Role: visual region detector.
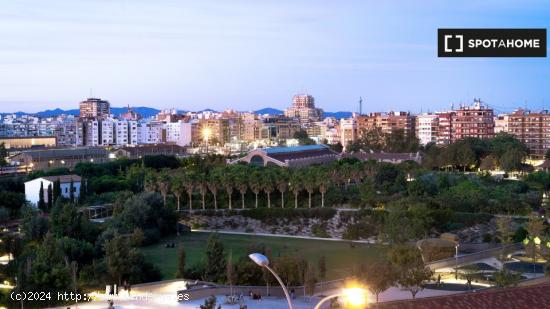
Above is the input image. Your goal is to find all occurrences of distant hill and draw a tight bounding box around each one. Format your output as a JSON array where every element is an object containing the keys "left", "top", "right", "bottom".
[
  {"left": 1, "top": 107, "right": 161, "bottom": 118},
  {"left": 1, "top": 106, "right": 353, "bottom": 119},
  {"left": 255, "top": 108, "right": 284, "bottom": 115},
  {"left": 324, "top": 111, "right": 353, "bottom": 119}
]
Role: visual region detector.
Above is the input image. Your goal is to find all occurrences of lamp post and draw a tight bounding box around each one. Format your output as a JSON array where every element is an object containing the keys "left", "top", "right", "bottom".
[
  {"left": 455, "top": 243, "right": 460, "bottom": 280},
  {"left": 314, "top": 287, "right": 367, "bottom": 309},
  {"left": 523, "top": 236, "right": 542, "bottom": 274},
  {"left": 248, "top": 253, "right": 293, "bottom": 309}
]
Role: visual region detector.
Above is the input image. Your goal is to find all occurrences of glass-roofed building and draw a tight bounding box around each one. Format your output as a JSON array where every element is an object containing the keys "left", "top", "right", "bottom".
[{"left": 229, "top": 144, "right": 339, "bottom": 168}]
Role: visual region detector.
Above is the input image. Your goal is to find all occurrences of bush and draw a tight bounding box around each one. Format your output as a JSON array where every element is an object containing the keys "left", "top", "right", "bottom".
[
  {"left": 342, "top": 222, "right": 376, "bottom": 240},
  {"left": 311, "top": 222, "right": 330, "bottom": 238}
]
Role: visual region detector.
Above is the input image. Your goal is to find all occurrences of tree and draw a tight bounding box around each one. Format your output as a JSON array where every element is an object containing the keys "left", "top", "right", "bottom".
[
  {"left": 18, "top": 233, "right": 72, "bottom": 294},
  {"left": 0, "top": 142, "right": 7, "bottom": 167},
  {"left": 69, "top": 179, "right": 75, "bottom": 202},
  {"left": 304, "top": 264, "right": 316, "bottom": 297},
  {"left": 204, "top": 233, "right": 226, "bottom": 282},
  {"left": 234, "top": 167, "right": 249, "bottom": 209},
  {"left": 290, "top": 171, "right": 303, "bottom": 209},
  {"left": 316, "top": 167, "right": 330, "bottom": 208},
  {"left": 276, "top": 168, "right": 288, "bottom": 208},
  {"left": 455, "top": 142, "right": 476, "bottom": 171},
  {"left": 388, "top": 245, "right": 433, "bottom": 299},
  {"left": 398, "top": 265, "right": 433, "bottom": 299},
  {"left": 226, "top": 251, "right": 236, "bottom": 296},
  {"left": 157, "top": 172, "right": 171, "bottom": 207},
  {"left": 105, "top": 233, "right": 133, "bottom": 285},
  {"left": 303, "top": 168, "right": 317, "bottom": 208},
  {"left": 171, "top": 174, "right": 185, "bottom": 211},
  {"left": 184, "top": 172, "right": 196, "bottom": 211},
  {"left": 47, "top": 184, "right": 53, "bottom": 210},
  {"left": 364, "top": 261, "right": 396, "bottom": 303},
  {"left": 78, "top": 178, "right": 87, "bottom": 204},
  {"left": 500, "top": 148, "right": 526, "bottom": 173},
  {"left": 221, "top": 169, "right": 234, "bottom": 210},
  {"left": 496, "top": 216, "right": 514, "bottom": 260},
  {"left": 38, "top": 181, "right": 46, "bottom": 211},
  {"left": 176, "top": 243, "right": 186, "bottom": 279},
  {"left": 53, "top": 179, "right": 62, "bottom": 202},
  {"left": 262, "top": 168, "right": 276, "bottom": 208},
  {"left": 208, "top": 170, "right": 221, "bottom": 210},
  {"left": 198, "top": 174, "right": 208, "bottom": 210},
  {"left": 249, "top": 169, "right": 262, "bottom": 208},
  {"left": 494, "top": 269, "right": 521, "bottom": 288}
]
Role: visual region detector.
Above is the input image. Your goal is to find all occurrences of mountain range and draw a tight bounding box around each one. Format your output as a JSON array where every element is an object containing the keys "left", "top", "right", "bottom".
[{"left": 1, "top": 107, "right": 353, "bottom": 119}]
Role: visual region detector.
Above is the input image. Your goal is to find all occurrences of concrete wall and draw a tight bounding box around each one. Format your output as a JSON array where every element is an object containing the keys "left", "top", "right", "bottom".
[{"left": 178, "top": 279, "right": 344, "bottom": 302}]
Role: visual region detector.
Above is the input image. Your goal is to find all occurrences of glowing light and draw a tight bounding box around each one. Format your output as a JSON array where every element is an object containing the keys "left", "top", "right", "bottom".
[
  {"left": 534, "top": 236, "right": 541, "bottom": 245},
  {"left": 343, "top": 287, "right": 368, "bottom": 307},
  {"left": 202, "top": 127, "right": 212, "bottom": 141}
]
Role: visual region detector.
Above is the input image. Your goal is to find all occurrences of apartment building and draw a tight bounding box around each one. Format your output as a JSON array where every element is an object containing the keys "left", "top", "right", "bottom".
[
  {"left": 507, "top": 109, "right": 550, "bottom": 158},
  {"left": 451, "top": 99, "right": 494, "bottom": 141}
]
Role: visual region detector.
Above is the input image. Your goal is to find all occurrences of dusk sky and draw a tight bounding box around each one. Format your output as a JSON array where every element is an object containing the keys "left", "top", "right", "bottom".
[{"left": 1, "top": 0, "right": 549, "bottom": 113}]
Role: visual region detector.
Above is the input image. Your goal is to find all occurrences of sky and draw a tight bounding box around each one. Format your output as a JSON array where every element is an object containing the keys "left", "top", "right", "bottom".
[{"left": 0, "top": 0, "right": 549, "bottom": 114}]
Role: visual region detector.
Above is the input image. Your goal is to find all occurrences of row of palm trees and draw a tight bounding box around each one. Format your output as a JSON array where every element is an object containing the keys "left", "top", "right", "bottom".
[{"left": 144, "top": 160, "right": 378, "bottom": 211}]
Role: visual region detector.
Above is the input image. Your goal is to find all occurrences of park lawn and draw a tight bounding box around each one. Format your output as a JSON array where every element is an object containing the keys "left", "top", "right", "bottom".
[{"left": 140, "top": 232, "right": 387, "bottom": 280}]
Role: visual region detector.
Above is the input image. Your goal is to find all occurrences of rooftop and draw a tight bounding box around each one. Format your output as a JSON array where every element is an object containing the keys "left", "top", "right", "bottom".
[
  {"left": 378, "top": 283, "right": 550, "bottom": 309},
  {"left": 20, "top": 147, "right": 109, "bottom": 159},
  {"left": 37, "top": 174, "right": 81, "bottom": 184}
]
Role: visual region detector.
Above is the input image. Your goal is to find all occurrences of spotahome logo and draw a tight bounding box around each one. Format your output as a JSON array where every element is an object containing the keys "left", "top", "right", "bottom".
[{"left": 438, "top": 29, "right": 546, "bottom": 57}]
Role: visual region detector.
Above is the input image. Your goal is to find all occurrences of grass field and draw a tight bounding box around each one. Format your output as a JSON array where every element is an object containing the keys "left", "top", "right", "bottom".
[{"left": 140, "top": 232, "right": 387, "bottom": 280}]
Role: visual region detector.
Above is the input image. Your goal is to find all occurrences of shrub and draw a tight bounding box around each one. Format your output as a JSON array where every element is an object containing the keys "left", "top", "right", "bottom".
[{"left": 311, "top": 222, "right": 330, "bottom": 238}]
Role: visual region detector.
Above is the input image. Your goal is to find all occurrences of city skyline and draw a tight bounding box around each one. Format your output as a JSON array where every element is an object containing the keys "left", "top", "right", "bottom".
[{"left": 1, "top": 1, "right": 550, "bottom": 113}]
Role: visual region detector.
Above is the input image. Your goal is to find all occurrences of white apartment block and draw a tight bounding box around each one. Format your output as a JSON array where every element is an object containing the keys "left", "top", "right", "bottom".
[
  {"left": 416, "top": 114, "right": 439, "bottom": 145},
  {"left": 138, "top": 121, "right": 163, "bottom": 144},
  {"left": 163, "top": 121, "right": 192, "bottom": 146}
]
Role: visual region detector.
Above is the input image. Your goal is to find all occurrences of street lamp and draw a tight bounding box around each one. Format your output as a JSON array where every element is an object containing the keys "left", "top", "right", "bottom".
[
  {"left": 248, "top": 253, "right": 293, "bottom": 309},
  {"left": 455, "top": 243, "right": 460, "bottom": 279},
  {"left": 314, "top": 286, "right": 368, "bottom": 309}
]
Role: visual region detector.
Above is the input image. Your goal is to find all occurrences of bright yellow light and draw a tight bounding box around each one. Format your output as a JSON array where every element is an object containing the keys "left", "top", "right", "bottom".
[
  {"left": 343, "top": 287, "right": 368, "bottom": 307},
  {"left": 534, "top": 237, "right": 541, "bottom": 245},
  {"left": 202, "top": 127, "right": 212, "bottom": 140}
]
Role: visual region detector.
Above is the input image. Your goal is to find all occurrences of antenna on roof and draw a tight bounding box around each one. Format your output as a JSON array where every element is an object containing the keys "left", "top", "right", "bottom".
[{"left": 359, "top": 97, "right": 363, "bottom": 115}]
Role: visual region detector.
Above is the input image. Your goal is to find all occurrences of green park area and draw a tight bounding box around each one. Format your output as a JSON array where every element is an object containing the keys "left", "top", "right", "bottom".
[{"left": 141, "top": 232, "right": 387, "bottom": 280}]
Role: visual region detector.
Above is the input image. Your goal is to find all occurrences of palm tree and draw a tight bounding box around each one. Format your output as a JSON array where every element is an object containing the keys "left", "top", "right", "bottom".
[
  {"left": 318, "top": 167, "right": 330, "bottom": 208},
  {"left": 208, "top": 170, "right": 220, "bottom": 210},
  {"left": 171, "top": 174, "right": 185, "bottom": 211},
  {"left": 329, "top": 164, "right": 342, "bottom": 190},
  {"left": 144, "top": 170, "right": 158, "bottom": 192},
  {"left": 235, "top": 166, "right": 249, "bottom": 209},
  {"left": 350, "top": 161, "right": 365, "bottom": 185},
  {"left": 290, "top": 170, "right": 303, "bottom": 209},
  {"left": 221, "top": 167, "right": 234, "bottom": 209},
  {"left": 276, "top": 168, "right": 288, "bottom": 208},
  {"left": 183, "top": 171, "right": 195, "bottom": 211},
  {"left": 303, "top": 168, "right": 317, "bottom": 208},
  {"left": 157, "top": 171, "right": 171, "bottom": 207},
  {"left": 249, "top": 169, "right": 262, "bottom": 208},
  {"left": 198, "top": 173, "right": 208, "bottom": 210},
  {"left": 262, "top": 168, "right": 275, "bottom": 208}
]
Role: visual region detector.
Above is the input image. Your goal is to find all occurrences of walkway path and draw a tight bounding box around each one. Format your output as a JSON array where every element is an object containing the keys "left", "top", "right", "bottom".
[{"left": 191, "top": 229, "right": 379, "bottom": 244}]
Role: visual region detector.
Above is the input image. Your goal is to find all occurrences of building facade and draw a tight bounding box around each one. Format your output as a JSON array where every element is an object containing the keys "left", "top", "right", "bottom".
[
  {"left": 284, "top": 94, "right": 323, "bottom": 124},
  {"left": 79, "top": 97, "right": 110, "bottom": 119}
]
